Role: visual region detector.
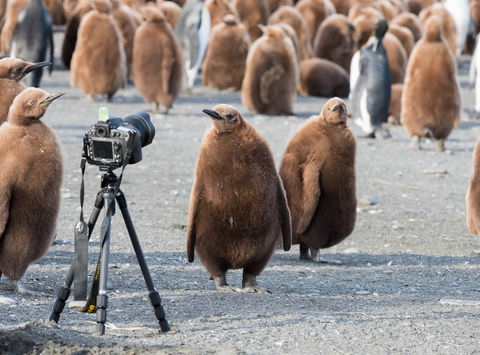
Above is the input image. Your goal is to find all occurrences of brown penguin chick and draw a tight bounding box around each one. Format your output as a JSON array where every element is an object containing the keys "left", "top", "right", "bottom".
[
  {"left": 157, "top": 0, "right": 181, "bottom": 28},
  {"left": 162, "top": 0, "right": 185, "bottom": 7},
  {"left": 401, "top": 16, "right": 460, "bottom": 152},
  {"left": 0, "top": 88, "right": 63, "bottom": 294},
  {"left": 391, "top": 12, "right": 423, "bottom": 42},
  {"left": 419, "top": 3, "right": 457, "bottom": 57},
  {"left": 61, "top": 1, "right": 93, "bottom": 69},
  {"left": 383, "top": 32, "right": 407, "bottom": 84},
  {"left": 298, "top": 57, "right": 349, "bottom": 97},
  {"left": 387, "top": 0, "right": 406, "bottom": 15},
  {"left": 466, "top": 139, "right": 480, "bottom": 235},
  {"left": 133, "top": 6, "right": 182, "bottom": 112},
  {"left": 268, "top": 5, "right": 313, "bottom": 60},
  {"left": 266, "top": 0, "right": 293, "bottom": 14},
  {"left": 205, "top": 0, "right": 238, "bottom": 27},
  {"left": 0, "top": 0, "right": 28, "bottom": 55},
  {"left": 350, "top": 7, "right": 383, "bottom": 47},
  {"left": 331, "top": 0, "right": 351, "bottom": 15},
  {"left": 406, "top": 0, "right": 437, "bottom": 15},
  {"left": 388, "top": 23, "right": 415, "bottom": 57},
  {"left": 233, "top": 0, "right": 269, "bottom": 42},
  {"left": 202, "top": 14, "right": 250, "bottom": 90},
  {"left": 275, "top": 22, "right": 301, "bottom": 64},
  {"left": 111, "top": 0, "right": 138, "bottom": 81},
  {"left": 313, "top": 14, "right": 357, "bottom": 72},
  {"left": 0, "top": 58, "right": 51, "bottom": 124},
  {"left": 388, "top": 83, "right": 403, "bottom": 125},
  {"left": 295, "top": 0, "right": 336, "bottom": 46},
  {"left": 43, "top": 0, "right": 65, "bottom": 25},
  {"left": 241, "top": 24, "right": 298, "bottom": 115},
  {"left": 471, "top": 0, "right": 480, "bottom": 34},
  {"left": 70, "top": 0, "right": 127, "bottom": 100},
  {"left": 279, "top": 98, "right": 356, "bottom": 262},
  {"left": 187, "top": 105, "right": 292, "bottom": 292}
]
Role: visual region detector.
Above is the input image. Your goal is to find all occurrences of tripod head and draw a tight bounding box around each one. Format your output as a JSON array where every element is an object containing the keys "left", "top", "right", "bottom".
[{"left": 101, "top": 171, "right": 120, "bottom": 189}]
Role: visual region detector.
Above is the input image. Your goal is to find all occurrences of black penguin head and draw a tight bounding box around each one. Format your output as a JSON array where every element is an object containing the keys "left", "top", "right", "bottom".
[
  {"left": 8, "top": 88, "right": 65, "bottom": 126},
  {"left": 374, "top": 19, "right": 388, "bottom": 39},
  {"left": 320, "top": 97, "right": 347, "bottom": 126},
  {"left": 0, "top": 58, "right": 50, "bottom": 82},
  {"left": 202, "top": 104, "right": 244, "bottom": 134}
]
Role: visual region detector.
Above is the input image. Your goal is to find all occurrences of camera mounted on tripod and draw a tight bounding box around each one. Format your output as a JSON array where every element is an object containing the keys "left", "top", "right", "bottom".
[
  {"left": 50, "top": 107, "right": 170, "bottom": 335},
  {"left": 83, "top": 107, "right": 155, "bottom": 171}
]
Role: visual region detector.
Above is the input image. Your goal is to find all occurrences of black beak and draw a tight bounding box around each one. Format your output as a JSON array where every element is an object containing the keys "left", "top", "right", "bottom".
[
  {"left": 40, "top": 92, "right": 65, "bottom": 105},
  {"left": 202, "top": 109, "right": 223, "bottom": 120},
  {"left": 332, "top": 102, "right": 345, "bottom": 113},
  {"left": 23, "top": 61, "right": 51, "bottom": 75}
]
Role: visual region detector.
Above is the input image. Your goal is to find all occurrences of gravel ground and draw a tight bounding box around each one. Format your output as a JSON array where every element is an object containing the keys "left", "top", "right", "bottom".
[{"left": 0, "top": 35, "right": 480, "bottom": 354}]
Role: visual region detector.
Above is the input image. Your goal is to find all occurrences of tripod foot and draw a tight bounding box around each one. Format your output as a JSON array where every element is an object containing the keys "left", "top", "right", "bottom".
[
  {"left": 96, "top": 293, "right": 108, "bottom": 335},
  {"left": 50, "top": 286, "right": 71, "bottom": 323},
  {"left": 149, "top": 291, "right": 170, "bottom": 332}
]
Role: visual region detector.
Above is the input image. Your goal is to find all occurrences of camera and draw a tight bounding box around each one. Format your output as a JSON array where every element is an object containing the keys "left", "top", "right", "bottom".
[{"left": 83, "top": 108, "right": 155, "bottom": 171}]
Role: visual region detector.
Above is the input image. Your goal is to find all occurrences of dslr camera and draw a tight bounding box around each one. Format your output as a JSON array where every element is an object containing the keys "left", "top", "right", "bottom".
[{"left": 83, "top": 108, "right": 155, "bottom": 171}]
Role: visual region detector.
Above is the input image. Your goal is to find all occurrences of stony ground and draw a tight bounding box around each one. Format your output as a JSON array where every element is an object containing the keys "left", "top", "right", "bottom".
[{"left": 0, "top": 35, "right": 480, "bottom": 353}]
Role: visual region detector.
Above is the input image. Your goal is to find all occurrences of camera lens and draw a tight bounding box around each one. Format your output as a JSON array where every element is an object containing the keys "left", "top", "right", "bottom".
[{"left": 123, "top": 112, "right": 155, "bottom": 147}]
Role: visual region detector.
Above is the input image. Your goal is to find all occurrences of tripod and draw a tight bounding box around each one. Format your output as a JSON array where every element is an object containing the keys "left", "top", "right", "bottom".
[{"left": 49, "top": 171, "right": 170, "bottom": 335}]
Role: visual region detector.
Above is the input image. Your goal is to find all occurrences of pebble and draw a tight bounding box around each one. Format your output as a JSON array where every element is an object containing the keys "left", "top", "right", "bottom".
[
  {"left": 359, "top": 198, "right": 378, "bottom": 206},
  {"left": 0, "top": 296, "right": 16, "bottom": 306},
  {"left": 344, "top": 248, "right": 359, "bottom": 254},
  {"left": 354, "top": 290, "right": 371, "bottom": 296}
]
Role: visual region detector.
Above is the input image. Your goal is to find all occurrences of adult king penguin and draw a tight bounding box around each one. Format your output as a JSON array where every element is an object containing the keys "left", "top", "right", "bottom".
[
  {"left": 10, "top": 0, "right": 53, "bottom": 87},
  {"left": 350, "top": 19, "right": 391, "bottom": 138}
]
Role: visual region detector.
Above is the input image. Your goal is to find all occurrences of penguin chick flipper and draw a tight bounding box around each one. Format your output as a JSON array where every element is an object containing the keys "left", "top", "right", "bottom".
[
  {"left": 277, "top": 179, "right": 292, "bottom": 251},
  {"left": 297, "top": 161, "right": 323, "bottom": 235},
  {"left": 48, "top": 31, "right": 54, "bottom": 75},
  {"left": 0, "top": 177, "right": 13, "bottom": 237},
  {"left": 259, "top": 64, "right": 285, "bottom": 105},
  {"left": 160, "top": 56, "right": 174, "bottom": 94},
  {"left": 279, "top": 153, "right": 305, "bottom": 234},
  {"left": 186, "top": 183, "right": 200, "bottom": 263}
]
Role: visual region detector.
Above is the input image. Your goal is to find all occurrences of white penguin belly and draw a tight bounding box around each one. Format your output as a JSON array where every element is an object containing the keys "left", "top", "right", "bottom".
[{"left": 355, "top": 89, "right": 373, "bottom": 133}]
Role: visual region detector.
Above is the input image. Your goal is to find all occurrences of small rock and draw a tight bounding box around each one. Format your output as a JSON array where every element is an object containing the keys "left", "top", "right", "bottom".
[
  {"left": 439, "top": 299, "right": 480, "bottom": 306},
  {"left": 343, "top": 247, "right": 359, "bottom": 254},
  {"left": 355, "top": 290, "right": 371, "bottom": 295},
  {"left": 359, "top": 197, "right": 378, "bottom": 206},
  {"left": 0, "top": 296, "right": 16, "bottom": 306}
]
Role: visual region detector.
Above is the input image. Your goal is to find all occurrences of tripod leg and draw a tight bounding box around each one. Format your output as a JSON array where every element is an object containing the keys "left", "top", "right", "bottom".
[
  {"left": 115, "top": 190, "right": 170, "bottom": 332},
  {"left": 50, "top": 191, "right": 104, "bottom": 323},
  {"left": 96, "top": 193, "right": 114, "bottom": 335}
]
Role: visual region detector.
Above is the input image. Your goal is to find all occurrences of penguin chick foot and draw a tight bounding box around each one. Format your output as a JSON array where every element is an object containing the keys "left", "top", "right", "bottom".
[
  {"left": 309, "top": 248, "right": 343, "bottom": 265},
  {"left": 9, "top": 279, "right": 41, "bottom": 296},
  {"left": 214, "top": 274, "right": 240, "bottom": 292},
  {"left": 409, "top": 136, "right": 421, "bottom": 150},
  {"left": 86, "top": 94, "right": 95, "bottom": 102},
  {"left": 150, "top": 103, "right": 160, "bottom": 113},
  {"left": 435, "top": 139, "right": 446, "bottom": 152},
  {"left": 380, "top": 125, "right": 392, "bottom": 139},
  {"left": 359, "top": 131, "right": 376, "bottom": 139},
  {"left": 242, "top": 272, "right": 271, "bottom": 294}
]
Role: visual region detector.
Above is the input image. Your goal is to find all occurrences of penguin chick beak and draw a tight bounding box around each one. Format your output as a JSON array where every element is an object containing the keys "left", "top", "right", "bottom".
[
  {"left": 202, "top": 109, "right": 223, "bottom": 120},
  {"left": 40, "top": 92, "right": 65, "bottom": 105},
  {"left": 23, "top": 61, "right": 51, "bottom": 76},
  {"left": 332, "top": 102, "right": 345, "bottom": 113}
]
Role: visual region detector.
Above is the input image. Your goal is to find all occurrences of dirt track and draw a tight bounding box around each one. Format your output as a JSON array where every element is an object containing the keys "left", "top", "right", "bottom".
[{"left": 0, "top": 40, "right": 480, "bottom": 353}]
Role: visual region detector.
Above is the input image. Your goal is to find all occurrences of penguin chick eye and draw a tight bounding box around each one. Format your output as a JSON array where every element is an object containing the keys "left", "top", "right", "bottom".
[
  {"left": 225, "top": 113, "right": 235, "bottom": 120},
  {"left": 29, "top": 100, "right": 36, "bottom": 105}
]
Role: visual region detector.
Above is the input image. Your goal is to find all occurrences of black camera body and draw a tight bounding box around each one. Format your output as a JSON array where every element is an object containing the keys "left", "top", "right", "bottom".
[{"left": 83, "top": 112, "right": 155, "bottom": 171}]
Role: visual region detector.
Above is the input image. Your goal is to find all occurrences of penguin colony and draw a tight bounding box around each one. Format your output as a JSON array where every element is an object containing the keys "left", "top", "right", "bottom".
[{"left": 0, "top": 0, "right": 480, "bottom": 300}]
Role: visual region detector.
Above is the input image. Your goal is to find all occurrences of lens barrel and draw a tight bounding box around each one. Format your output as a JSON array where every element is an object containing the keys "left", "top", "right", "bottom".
[{"left": 123, "top": 112, "right": 155, "bottom": 147}]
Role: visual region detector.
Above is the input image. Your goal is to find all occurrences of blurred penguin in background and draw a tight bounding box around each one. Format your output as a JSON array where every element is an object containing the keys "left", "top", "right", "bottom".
[
  {"left": 202, "top": 14, "right": 250, "bottom": 90},
  {"left": 133, "top": 6, "right": 183, "bottom": 113},
  {"left": 10, "top": 0, "right": 53, "bottom": 87},
  {"left": 419, "top": 3, "right": 457, "bottom": 58},
  {"left": 242, "top": 24, "right": 298, "bottom": 115},
  {"left": 402, "top": 16, "right": 460, "bottom": 152},
  {"left": 0, "top": 0, "right": 28, "bottom": 56},
  {"left": 391, "top": 12, "right": 423, "bottom": 43},
  {"left": 174, "top": 0, "right": 211, "bottom": 89},
  {"left": 205, "top": 0, "right": 237, "bottom": 28},
  {"left": 350, "top": 19, "right": 391, "bottom": 139},
  {"left": 295, "top": 0, "right": 336, "bottom": 46},
  {"left": 233, "top": 0, "right": 268, "bottom": 42},
  {"left": 61, "top": 1, "right": 92, "bottom": 69},
  {"left": 70, "top": 0, "right": 126, "bottom": 100},
  {"left": 444, "top": 0, "right": 471, "bottom": 57}
]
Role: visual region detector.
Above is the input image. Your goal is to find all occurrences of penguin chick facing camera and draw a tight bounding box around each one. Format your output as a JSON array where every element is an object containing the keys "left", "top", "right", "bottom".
[
  {"left": 187, "top": 105, "right": 292, "bottom": 293},
  {"left": 279, "top": 98, "right": 356, "bottom": 263},
  {"left": 0, "top": 88, "right": 64, "bottom": 295}
]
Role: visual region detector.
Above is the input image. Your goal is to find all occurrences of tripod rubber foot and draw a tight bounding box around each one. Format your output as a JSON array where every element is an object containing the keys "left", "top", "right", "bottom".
[
  {"left": 49, "top": 286, "right": 71, "bottom": 323},
  {"left": 96, "top": 294, "right": 108, "bottom": 335},
  {"left": 148, "top": 291, "right": 170, "bottom": 332}
]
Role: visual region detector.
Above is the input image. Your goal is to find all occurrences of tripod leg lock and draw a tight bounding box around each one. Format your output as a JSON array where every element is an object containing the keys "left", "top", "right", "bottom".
[
  {"left": 49, "top": 286, "right": 71, "bottom": 323},
  {"left": 149, "top": 291, "right": 170, "bottom": 332}
]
